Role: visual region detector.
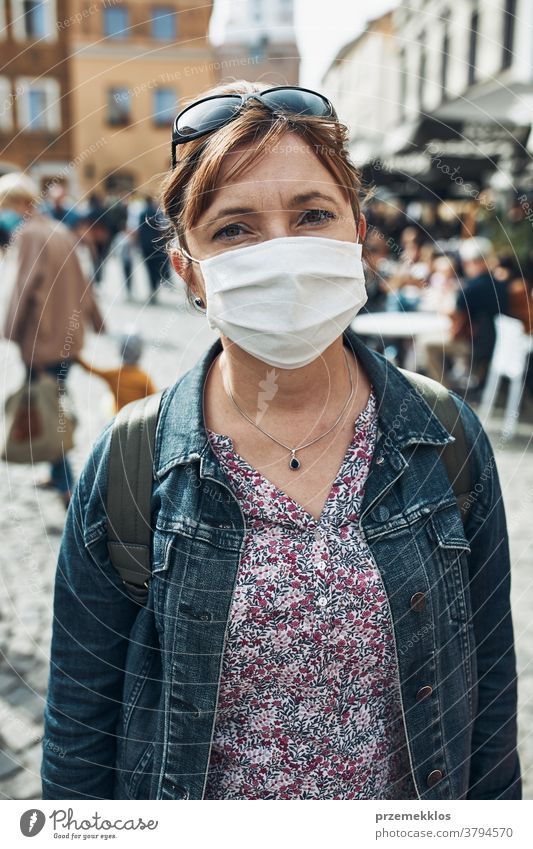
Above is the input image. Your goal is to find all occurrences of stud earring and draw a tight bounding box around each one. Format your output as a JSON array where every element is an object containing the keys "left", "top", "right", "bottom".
[{"left": 193, "top": 296, "right": 206, "bottom": 312}]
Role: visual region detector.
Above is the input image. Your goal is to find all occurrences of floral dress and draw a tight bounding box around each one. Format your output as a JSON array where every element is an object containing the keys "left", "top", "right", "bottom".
[{"left": 202, "top": 386, "right": 418, "bottom": 800}]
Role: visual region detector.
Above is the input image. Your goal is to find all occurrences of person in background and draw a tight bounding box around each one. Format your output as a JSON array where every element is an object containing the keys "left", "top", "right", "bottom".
[
  {"left": 113, "top": 193, "right": 144, "bottom": 299},
  {"left": 41, "top": 181, "right": 80, "bottom": 230},
  {"left": 0, "top": 204, "right": 24, "bottom": 248},
  {"left": 0, "top": 171, "right": 105, "bottom": 507},
  {"left": 424, "top": 237, "right": 505, "bottom": 392},
  {"left": 80, "top": 193, "right": 112, "bottom": 285},
  {"left": 479, "top": 199, "right": 532, "bottom": 266},
  {"left": 0, "top": 219, "right": 9, "bottom": 251},
  {"left": 361, "top": 229, "right": 395, "bottom": 313},
  {"left": 418, "top": 252, "right": 459, "bottom": 315},
  {"left": 493, "top": 253, "right": 533, "bottom": 336},
  {"left": 137, "top": 196, "right": 170, "bottom": 303},
  {"left": 385, "top": 226, "right": 431, "bottom": 312},
  {"left": 74, "top": 329, "right": 157, "bottom": 413}
]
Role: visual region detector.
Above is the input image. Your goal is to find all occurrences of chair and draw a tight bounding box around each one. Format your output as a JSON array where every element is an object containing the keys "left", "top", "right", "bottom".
[{"left": 478, "top": 315, "right": 533, "bottom": 439}]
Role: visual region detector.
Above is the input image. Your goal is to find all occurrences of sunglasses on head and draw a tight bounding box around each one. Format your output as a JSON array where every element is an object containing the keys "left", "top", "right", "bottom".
[{"left": 170, "top": 85, "right": 336, "bottom": 169}]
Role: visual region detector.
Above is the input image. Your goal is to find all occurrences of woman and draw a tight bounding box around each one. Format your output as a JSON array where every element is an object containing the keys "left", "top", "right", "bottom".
[
  {"left": 1, "top": 172, "right": 105, "bottom": 507},
  {"left": 41, "top": 81, "right": 521, "bottom": 800}
]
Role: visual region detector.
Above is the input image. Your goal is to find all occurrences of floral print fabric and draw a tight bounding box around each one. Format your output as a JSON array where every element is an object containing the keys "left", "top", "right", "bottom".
[{"left": 203, "top": 386, "right": 418, "bottom": 800}]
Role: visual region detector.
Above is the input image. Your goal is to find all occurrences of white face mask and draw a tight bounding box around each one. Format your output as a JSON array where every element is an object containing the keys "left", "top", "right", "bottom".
[{"left": 183, "top": 235, "right": 367, "bottom": 369}]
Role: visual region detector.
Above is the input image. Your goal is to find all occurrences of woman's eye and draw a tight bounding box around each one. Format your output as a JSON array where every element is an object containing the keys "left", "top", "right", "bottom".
[
  {"left": 213, "top": 223, "right": 245, "bottom": 240},
  {"left": 301, "top": 209, "right": 336, "bottom": 224}
]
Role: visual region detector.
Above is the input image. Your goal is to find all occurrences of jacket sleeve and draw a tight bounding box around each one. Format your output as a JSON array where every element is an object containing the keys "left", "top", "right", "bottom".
[
  {"left": 451, "top": 393, "right": 522, "bottom": 799},
  {"left": 84, "top": 283, "right": 106, "bottom": 334},
  {"left": 75, "top": 356, "right": 117, "bottom": 386},
  {"left": 41, "top": 423, "right": 140, "bottom": 800},
  {"left": 3, "top": 227, "right": 47, "bottom": 348}
]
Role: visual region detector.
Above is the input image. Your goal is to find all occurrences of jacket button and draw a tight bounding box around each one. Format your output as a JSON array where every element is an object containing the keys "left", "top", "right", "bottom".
[
  {"left": 427, "top": 769, "right": 443, "bottom": 787},
  {"left": 410, "top": 592, "right": 426, "bottom": 612},
  {"left": 416, "top": 685, "right": 433, "bottom": 701}
]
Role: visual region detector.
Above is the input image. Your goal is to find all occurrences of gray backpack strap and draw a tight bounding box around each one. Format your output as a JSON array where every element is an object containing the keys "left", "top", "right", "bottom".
[
  {"left": 106, "top": 390, "right": 164, "bottom": 603},
  {"left": 400, "top": 369, "right": 472, "bottom": 523}
]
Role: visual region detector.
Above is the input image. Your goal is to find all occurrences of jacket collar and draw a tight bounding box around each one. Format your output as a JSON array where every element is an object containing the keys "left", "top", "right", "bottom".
[{"left": 155, "top": 325, "right": 453, "bottom": 478}]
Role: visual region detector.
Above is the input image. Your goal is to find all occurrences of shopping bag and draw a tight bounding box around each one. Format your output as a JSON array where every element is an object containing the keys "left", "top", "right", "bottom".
[{"left": 1, "top": 372, "right": 76, "bottom": 464}]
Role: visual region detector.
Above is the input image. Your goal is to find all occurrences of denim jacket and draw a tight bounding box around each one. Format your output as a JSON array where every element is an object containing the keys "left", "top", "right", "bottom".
[{"left": 41, "top": 327, "right": 521, "bottom": 801}]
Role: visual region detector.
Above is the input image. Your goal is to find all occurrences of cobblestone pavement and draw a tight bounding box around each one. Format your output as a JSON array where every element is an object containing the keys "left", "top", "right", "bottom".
[{"left": 0, "top": 256, "right": 531, "bottom": 800}]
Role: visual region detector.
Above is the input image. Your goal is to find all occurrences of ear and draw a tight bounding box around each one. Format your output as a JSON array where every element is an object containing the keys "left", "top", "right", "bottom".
[
  {"left": 358, "top": 212, "right": 367, "bottom": 244},
  {"left": 170, "top": 249, "right": 188, "bottom": 278}
]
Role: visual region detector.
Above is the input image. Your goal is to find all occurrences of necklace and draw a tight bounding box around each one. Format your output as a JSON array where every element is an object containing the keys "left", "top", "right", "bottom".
[{"left": 223, "top": 348, "right": 354, "bottom": 470}]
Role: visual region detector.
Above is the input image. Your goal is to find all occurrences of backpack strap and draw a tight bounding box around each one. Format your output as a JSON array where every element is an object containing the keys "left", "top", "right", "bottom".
[
  {"left": 399, "top": 369, "right": 472, "bottom": 522},
  {"left": 106, "top": 390, "right": 164, "bottom": 603}
]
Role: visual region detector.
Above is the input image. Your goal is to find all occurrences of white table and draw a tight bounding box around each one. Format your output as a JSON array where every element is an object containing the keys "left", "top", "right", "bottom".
[{"left": 351, "top": 311, "right": 451, "bottom": 340}]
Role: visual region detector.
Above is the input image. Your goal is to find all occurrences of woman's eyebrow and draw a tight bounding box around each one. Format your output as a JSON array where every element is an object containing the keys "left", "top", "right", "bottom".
[
  {"left": 204, "top": 192, "right": 341, "bottom": 228},
  {"left": 290, "top": 191, "right": 340, "bottom": 206},
  {"left": 204, "top": 206, "right": 256, "bottom": 227}
]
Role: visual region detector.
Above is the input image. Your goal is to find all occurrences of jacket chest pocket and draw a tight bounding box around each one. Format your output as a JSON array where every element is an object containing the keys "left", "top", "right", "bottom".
[{"left": 427, "top": 505, "right": 472, "bottom": 623}]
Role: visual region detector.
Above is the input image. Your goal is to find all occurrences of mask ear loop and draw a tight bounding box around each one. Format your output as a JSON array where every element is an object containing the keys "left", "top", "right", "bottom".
[
  {"left": 171, "top": 240, "right": 206, "bottom": 310},
  {"left": 175, "top": 242, "right": 200, "bottom": 263}
]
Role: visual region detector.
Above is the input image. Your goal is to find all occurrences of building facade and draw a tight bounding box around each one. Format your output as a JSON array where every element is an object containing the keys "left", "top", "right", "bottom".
[
  {"left": 213, "top": 0, "right": 299, "bottom": 87},
  {"left": 321, "top": 12, "right": 397, "bottom": 166},
  {"left": 0, "top": 0, "right": 216, "bottom": 197},
  {"left": 322, "top": 0, "right": 533, "bottom": 198},
  {"left": 0, "top": 0, "right": 74, "bottom": 192},
  {"left": 67, "top": 0, "right": 216, "bottom": 197}
]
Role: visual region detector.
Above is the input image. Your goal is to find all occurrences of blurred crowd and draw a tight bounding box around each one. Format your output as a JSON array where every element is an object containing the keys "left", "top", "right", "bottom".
[
  {"left": 0, "top": 172, "right": 162, "bottom": 507},
  {"left": 0, "top": 177, "right": 172, "bottom": 304},
  {"left": 363, "top": 197, "right": 533, "bottom": 397}
]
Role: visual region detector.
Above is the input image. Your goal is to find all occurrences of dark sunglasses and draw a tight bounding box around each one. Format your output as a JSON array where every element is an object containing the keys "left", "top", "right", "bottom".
[{"left": 170, "top": 85, "right": 336, "bottom": 169}]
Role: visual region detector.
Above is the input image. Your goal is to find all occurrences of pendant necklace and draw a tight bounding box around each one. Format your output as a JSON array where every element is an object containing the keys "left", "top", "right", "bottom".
[{"left": 223, "top": 348, "right": 354, "bottom": 470}]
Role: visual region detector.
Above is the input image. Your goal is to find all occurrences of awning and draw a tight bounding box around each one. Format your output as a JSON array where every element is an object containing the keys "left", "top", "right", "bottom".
[{"left": 355, "top": 115, "right": 531, "bottom": 200}]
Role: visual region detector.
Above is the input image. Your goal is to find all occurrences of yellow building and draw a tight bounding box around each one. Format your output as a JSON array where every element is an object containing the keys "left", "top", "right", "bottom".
[{"left": 67, "top": 0, "right": 215, "bottom": 197}]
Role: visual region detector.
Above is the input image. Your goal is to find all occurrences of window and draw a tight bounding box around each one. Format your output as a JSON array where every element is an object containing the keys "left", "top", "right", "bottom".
[
  {"left": 103, "top": 6, "right": 130, "bottom": 39},
  {"left": 418, "top": 33, "right": 426, "bottom": 112},
  {"left": 502, "top": 0, "right": 516, "bottom": 70},
  {"left": 107, "top": 88, "right": 131, "bottom": 125},
  {"left": 105, "top": 171, "right": 136, "bottom": 193},
  {"left": 16, "top": 77, "right": 61, "bottom": 131},
  {"left": 23, "top": 0, "right": 47, "bottom": 36},
  {"left": 441, "top": 15, "right": 450, "bottom": 96},
  {"left": 11, "top": 0, "right": 56, "bottom": 41},
  {"left": 250, "top": 32, "right": 268, "bottom": 62},
  {"left": 28, "top": 89, "right": 48, "bottom": 127},
  {"left": 468, "top": 10, "right": 478, "bottom": 86},
  {"left": 153, "top": 88, "right": 176, "bottom": 126},
  {"left": 0, "top": 78, "right": 14, "bottom": 130},
  {"left": 279, "top": 0, "right": 292, "bottom": 22},
  {"left": 151, "top": 7, "right": 176, "bottom": 40},
  {"left": 398, "top": 48, "right": 407, "bottom": 120}
]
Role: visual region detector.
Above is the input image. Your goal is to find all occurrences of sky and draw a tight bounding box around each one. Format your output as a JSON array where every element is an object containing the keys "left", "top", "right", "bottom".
[{"left": 210, "top": 0, "right": 396, "bottom": 89}]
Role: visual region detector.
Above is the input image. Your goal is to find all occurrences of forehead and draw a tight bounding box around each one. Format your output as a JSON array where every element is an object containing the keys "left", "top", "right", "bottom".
[{"left": 199, "top": 131, "right": 347, "bottom": 213}]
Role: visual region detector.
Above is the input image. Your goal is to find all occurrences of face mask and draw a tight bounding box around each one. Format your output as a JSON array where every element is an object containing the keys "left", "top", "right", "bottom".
[
  {"left": 183, "top": 235, "right": 368, "bottom": 369},
  {"left": 0, "top": 208, "right": 24, "bottom": 235}
]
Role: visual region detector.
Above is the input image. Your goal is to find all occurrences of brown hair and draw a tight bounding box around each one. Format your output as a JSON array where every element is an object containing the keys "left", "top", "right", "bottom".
[{"left": 160, "top": 80, "right": 373, "bottom": 305}]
